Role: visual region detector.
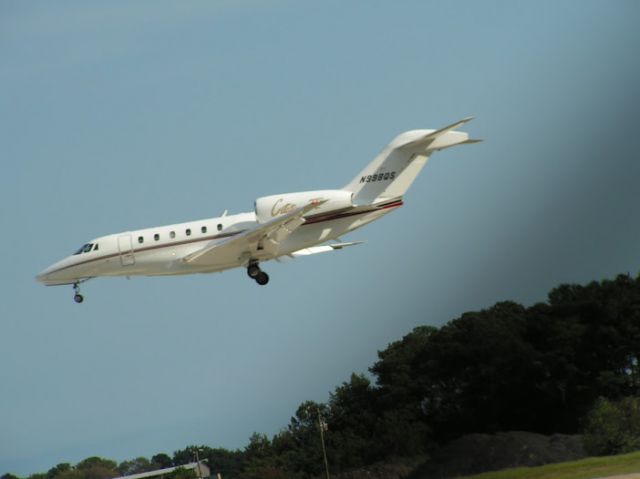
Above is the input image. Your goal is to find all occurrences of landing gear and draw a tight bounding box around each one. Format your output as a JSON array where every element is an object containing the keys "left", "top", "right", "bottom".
[
  {"left": 247, "top": 262, "right": 261, "bottom": 279},
  {"left": 255, "top": 271, "right": 270, "bottom": 285},
  {"left": 247, "top": 262, "right": 270, "bottom": 286},
  {"left": 73, "top": 283, "right": 84, "bottom": 303}
]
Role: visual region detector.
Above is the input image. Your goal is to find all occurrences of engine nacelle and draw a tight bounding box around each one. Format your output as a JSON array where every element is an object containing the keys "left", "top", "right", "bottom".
[{"left": 254, "top": 189, "right": 353, "bottom": 224}]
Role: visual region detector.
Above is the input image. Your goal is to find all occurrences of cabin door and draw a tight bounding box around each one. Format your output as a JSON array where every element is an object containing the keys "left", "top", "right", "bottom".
[{"left": 117, "top": 234, "right": 136, "bottom": 266}]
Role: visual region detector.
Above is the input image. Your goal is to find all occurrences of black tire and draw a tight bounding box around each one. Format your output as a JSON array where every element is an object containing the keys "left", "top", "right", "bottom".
[
  {"left": 255, "top": 272, "right": 269, "bottom": 286},
  {"left": 74, "top": 294, "right": 84, "bottom": 303},
  {"left": 247, "top": 263, "right": 261, "bottom": 278}
]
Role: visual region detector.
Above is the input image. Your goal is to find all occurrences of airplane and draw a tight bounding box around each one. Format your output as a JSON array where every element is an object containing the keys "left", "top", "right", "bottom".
[{"left": 36, "top": 117, "right": 480, "bottom": 303}]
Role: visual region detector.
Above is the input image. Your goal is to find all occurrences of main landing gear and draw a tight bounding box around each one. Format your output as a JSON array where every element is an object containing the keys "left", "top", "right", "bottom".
[
  {"left": 73, "top": 282, "right": 84, "bottom": 303},
  {"left": 247, "top": 262, "right": 269, "bottom": 286}
]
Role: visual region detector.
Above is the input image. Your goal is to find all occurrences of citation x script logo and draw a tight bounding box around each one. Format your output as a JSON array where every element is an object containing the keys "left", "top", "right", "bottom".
[
  {"left": 360, "top": 171, "right": 396, "bottom": 183},
  {"left": 271, "top": 197, "right": 325, "bottom": 217}
]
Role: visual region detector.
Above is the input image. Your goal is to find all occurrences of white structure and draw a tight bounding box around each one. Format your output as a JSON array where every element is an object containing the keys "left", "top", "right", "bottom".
[{"left": 113, "top": 461, "right": 211, "bottom": 479}]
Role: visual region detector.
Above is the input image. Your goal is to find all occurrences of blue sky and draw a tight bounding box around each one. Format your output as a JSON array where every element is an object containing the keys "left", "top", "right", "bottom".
[{"left": 2, "top": 0, "right": 639, "bottom": 475}]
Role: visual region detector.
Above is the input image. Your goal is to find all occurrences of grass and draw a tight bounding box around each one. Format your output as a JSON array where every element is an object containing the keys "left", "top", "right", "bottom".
[{"left": 456, "top": 450, "right": 640, "bottom": 479}]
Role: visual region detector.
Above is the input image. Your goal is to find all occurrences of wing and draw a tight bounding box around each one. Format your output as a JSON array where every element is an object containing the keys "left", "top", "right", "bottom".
[
  {"left": 289, "top": 241, "right": 364, "bottom": 257},
  {"left": 182, "top": 200, "right": 326, "bottom": 266}
]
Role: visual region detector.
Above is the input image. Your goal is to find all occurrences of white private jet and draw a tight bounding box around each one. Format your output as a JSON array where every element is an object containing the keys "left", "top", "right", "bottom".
[{"left": 36, "top": 118, "right": 480, "bottom": 303}]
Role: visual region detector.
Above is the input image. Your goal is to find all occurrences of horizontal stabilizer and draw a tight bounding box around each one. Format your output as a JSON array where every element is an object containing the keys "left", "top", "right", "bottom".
[{"left": 399, "top": 117, "right": 474, "bottom": 150}]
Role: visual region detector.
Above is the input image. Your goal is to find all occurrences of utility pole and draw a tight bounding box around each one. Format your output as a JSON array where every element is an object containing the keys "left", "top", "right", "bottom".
[
  {"left": 194, "top": 448, "right": 203, "bottom": 479},
  {"left": 317, "top": 408, "right": 330, "bottom": 479}
]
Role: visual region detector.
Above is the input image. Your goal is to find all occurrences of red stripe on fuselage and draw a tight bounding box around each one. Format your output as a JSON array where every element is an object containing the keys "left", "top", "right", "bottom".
[
  {"left": 43, "top": 200, "right": 404, "bottom": 278},
  {"left": 303, "top": 199, "right": 403, "bottom": 225}
]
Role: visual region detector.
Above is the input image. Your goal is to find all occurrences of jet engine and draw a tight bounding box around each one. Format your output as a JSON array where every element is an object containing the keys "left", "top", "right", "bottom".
[{"left": 254, "top": 190, "right": 353, "bottom": 224}]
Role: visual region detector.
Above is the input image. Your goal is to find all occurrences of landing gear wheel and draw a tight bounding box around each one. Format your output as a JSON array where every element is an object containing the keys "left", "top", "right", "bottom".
[
  {"left": 255, "top": 271, "right": 269, "bottom": 286},
  {"left": 247, "top": 263, "right": 261, "bottom": 279},
  {"left": 72, "top": 282, "right": 84, "bottom": 303}
]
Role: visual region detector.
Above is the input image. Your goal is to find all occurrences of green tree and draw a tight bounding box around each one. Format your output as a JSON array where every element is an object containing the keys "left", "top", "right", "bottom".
[
  {"left": 529, "top": 274, "right": 640, "bottom": 431},
  {"left": 47, "top": 464, "right": 71, "bottom": 479},
  {"left": 53, "top": 470, "right": 81, "bottom": 479},
  {"left": 325, "top": 373, "right": 379, "bottom": 469},
  {"left": 75, "top": 458, "right": 116, "bottom": 472},
  {"left": 583, "top": 397, "right": 640, "bottom": 455},
  {"left": 150, "top": 454, "right": 172, "bottom": 469},
  {"left": 367, "top": 275, "right": 640, "bottom": 441},
  {"left": 370, "top": 304, "right": 540, "bottom": 440},
  {"left": 173, "top": 447, "right": 201, "bottom": 467},
  {"left": 173, "top": 445, "right": 243, "bottom": 479},
  {"left": 118, "top": 457, "right": 152, "bottom": 476},
  {"left": 201, "top": 448, "right": 243, "bottom": 478},
  {"left": 278, "top": 401, "right": 328, "bottom": 477},
  {"left": 240, "top": 433, "right": 285, "bottom": 479},
  {"left": 74, "top": 457, "right": 118, "bottom": 479}
]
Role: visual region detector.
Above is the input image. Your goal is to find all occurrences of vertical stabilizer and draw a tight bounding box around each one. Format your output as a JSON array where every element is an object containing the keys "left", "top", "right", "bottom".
[{"left": 343, "top": 118, "right": 479, "bottom": 205}]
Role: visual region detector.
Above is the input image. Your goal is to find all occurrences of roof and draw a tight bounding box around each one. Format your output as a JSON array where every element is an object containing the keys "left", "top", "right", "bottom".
[{"left": 112, "top": 461, "right": 210, "bottom": 479}]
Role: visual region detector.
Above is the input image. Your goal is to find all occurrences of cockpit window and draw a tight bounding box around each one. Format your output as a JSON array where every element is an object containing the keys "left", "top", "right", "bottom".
[{"left": 74, "top": 243, "right": 95, "bottom": 255}]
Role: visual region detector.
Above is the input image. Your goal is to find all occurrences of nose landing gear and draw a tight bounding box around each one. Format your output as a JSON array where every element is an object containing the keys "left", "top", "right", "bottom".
[
  {"left": 73, "top": 283, "right": 84, "bottom": 303},
  {"left": 247, "top": 262, "right": 269, "bottom": 286},
  {"left": 255, "top": 271, "right": 269, "bottom": 285}
]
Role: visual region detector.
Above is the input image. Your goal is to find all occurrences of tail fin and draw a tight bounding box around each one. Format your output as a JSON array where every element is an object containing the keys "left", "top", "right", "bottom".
[{"left": 343, "top": 117, "right": 480, "bottom": 205}]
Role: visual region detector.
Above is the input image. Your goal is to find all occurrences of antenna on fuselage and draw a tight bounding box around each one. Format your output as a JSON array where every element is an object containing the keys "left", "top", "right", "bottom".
[{"left": 221, "top": 209, "right": 228, "bottom": 217}]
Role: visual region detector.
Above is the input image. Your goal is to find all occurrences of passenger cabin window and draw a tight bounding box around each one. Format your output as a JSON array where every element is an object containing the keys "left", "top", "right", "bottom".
[
  {"left": 138, "top": 236, "right": 144, "bottom": 244},
  {"left": 201, "top": 226, "right": 207, "bottom": 234},
  {"left": 186, "top": 228, "right": 191, "bottom": 236},
  {"left": 217, "top": 224, "right": 223, "bottom": 231},
  {"left": 170, "top": 231, "right": 176, "bottom": 239},
  {"left": 154, "top": 233, "right": 160, "bottom": 241}
]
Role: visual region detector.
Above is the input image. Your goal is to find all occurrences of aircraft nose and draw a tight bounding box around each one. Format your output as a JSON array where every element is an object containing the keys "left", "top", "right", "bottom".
[
  {"left": 36, "top": 257, "right": 80, "bottom": 286},
  {"left": 36, "top": 263, "right": 61, "bottom": 284},
  {"left": 35, "top": 267, "right": 51, "bottom": 283}
]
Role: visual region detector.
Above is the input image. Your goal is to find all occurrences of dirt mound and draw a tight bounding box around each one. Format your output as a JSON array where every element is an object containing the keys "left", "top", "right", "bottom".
[
  {"left": 327, "top": 457, "right": 425, "bottom": 479},
  {"left": 410, "top": 431, "right": 586, "bottom": 478}
]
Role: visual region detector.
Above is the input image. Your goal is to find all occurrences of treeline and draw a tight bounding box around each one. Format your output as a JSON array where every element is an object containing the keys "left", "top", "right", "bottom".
[
  {"left": 6, "top": 273, "right": 640, "bottom": 479},
  {"left": 1, "top": 453, "right": 239, "bottom": 479}
]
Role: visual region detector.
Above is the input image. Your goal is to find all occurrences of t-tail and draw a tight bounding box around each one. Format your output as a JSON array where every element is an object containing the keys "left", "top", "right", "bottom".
[{"left": 343, "top": 117, "right": 481, "bottom": 206}]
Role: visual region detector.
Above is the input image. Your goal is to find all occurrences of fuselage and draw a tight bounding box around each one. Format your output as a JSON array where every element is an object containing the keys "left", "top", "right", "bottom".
[
  {"left": 36, "top": 118, "right": 477, "bottom": 299},
  {"left": 36, "top": 200, "right": 401, "bottom": 286}
]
